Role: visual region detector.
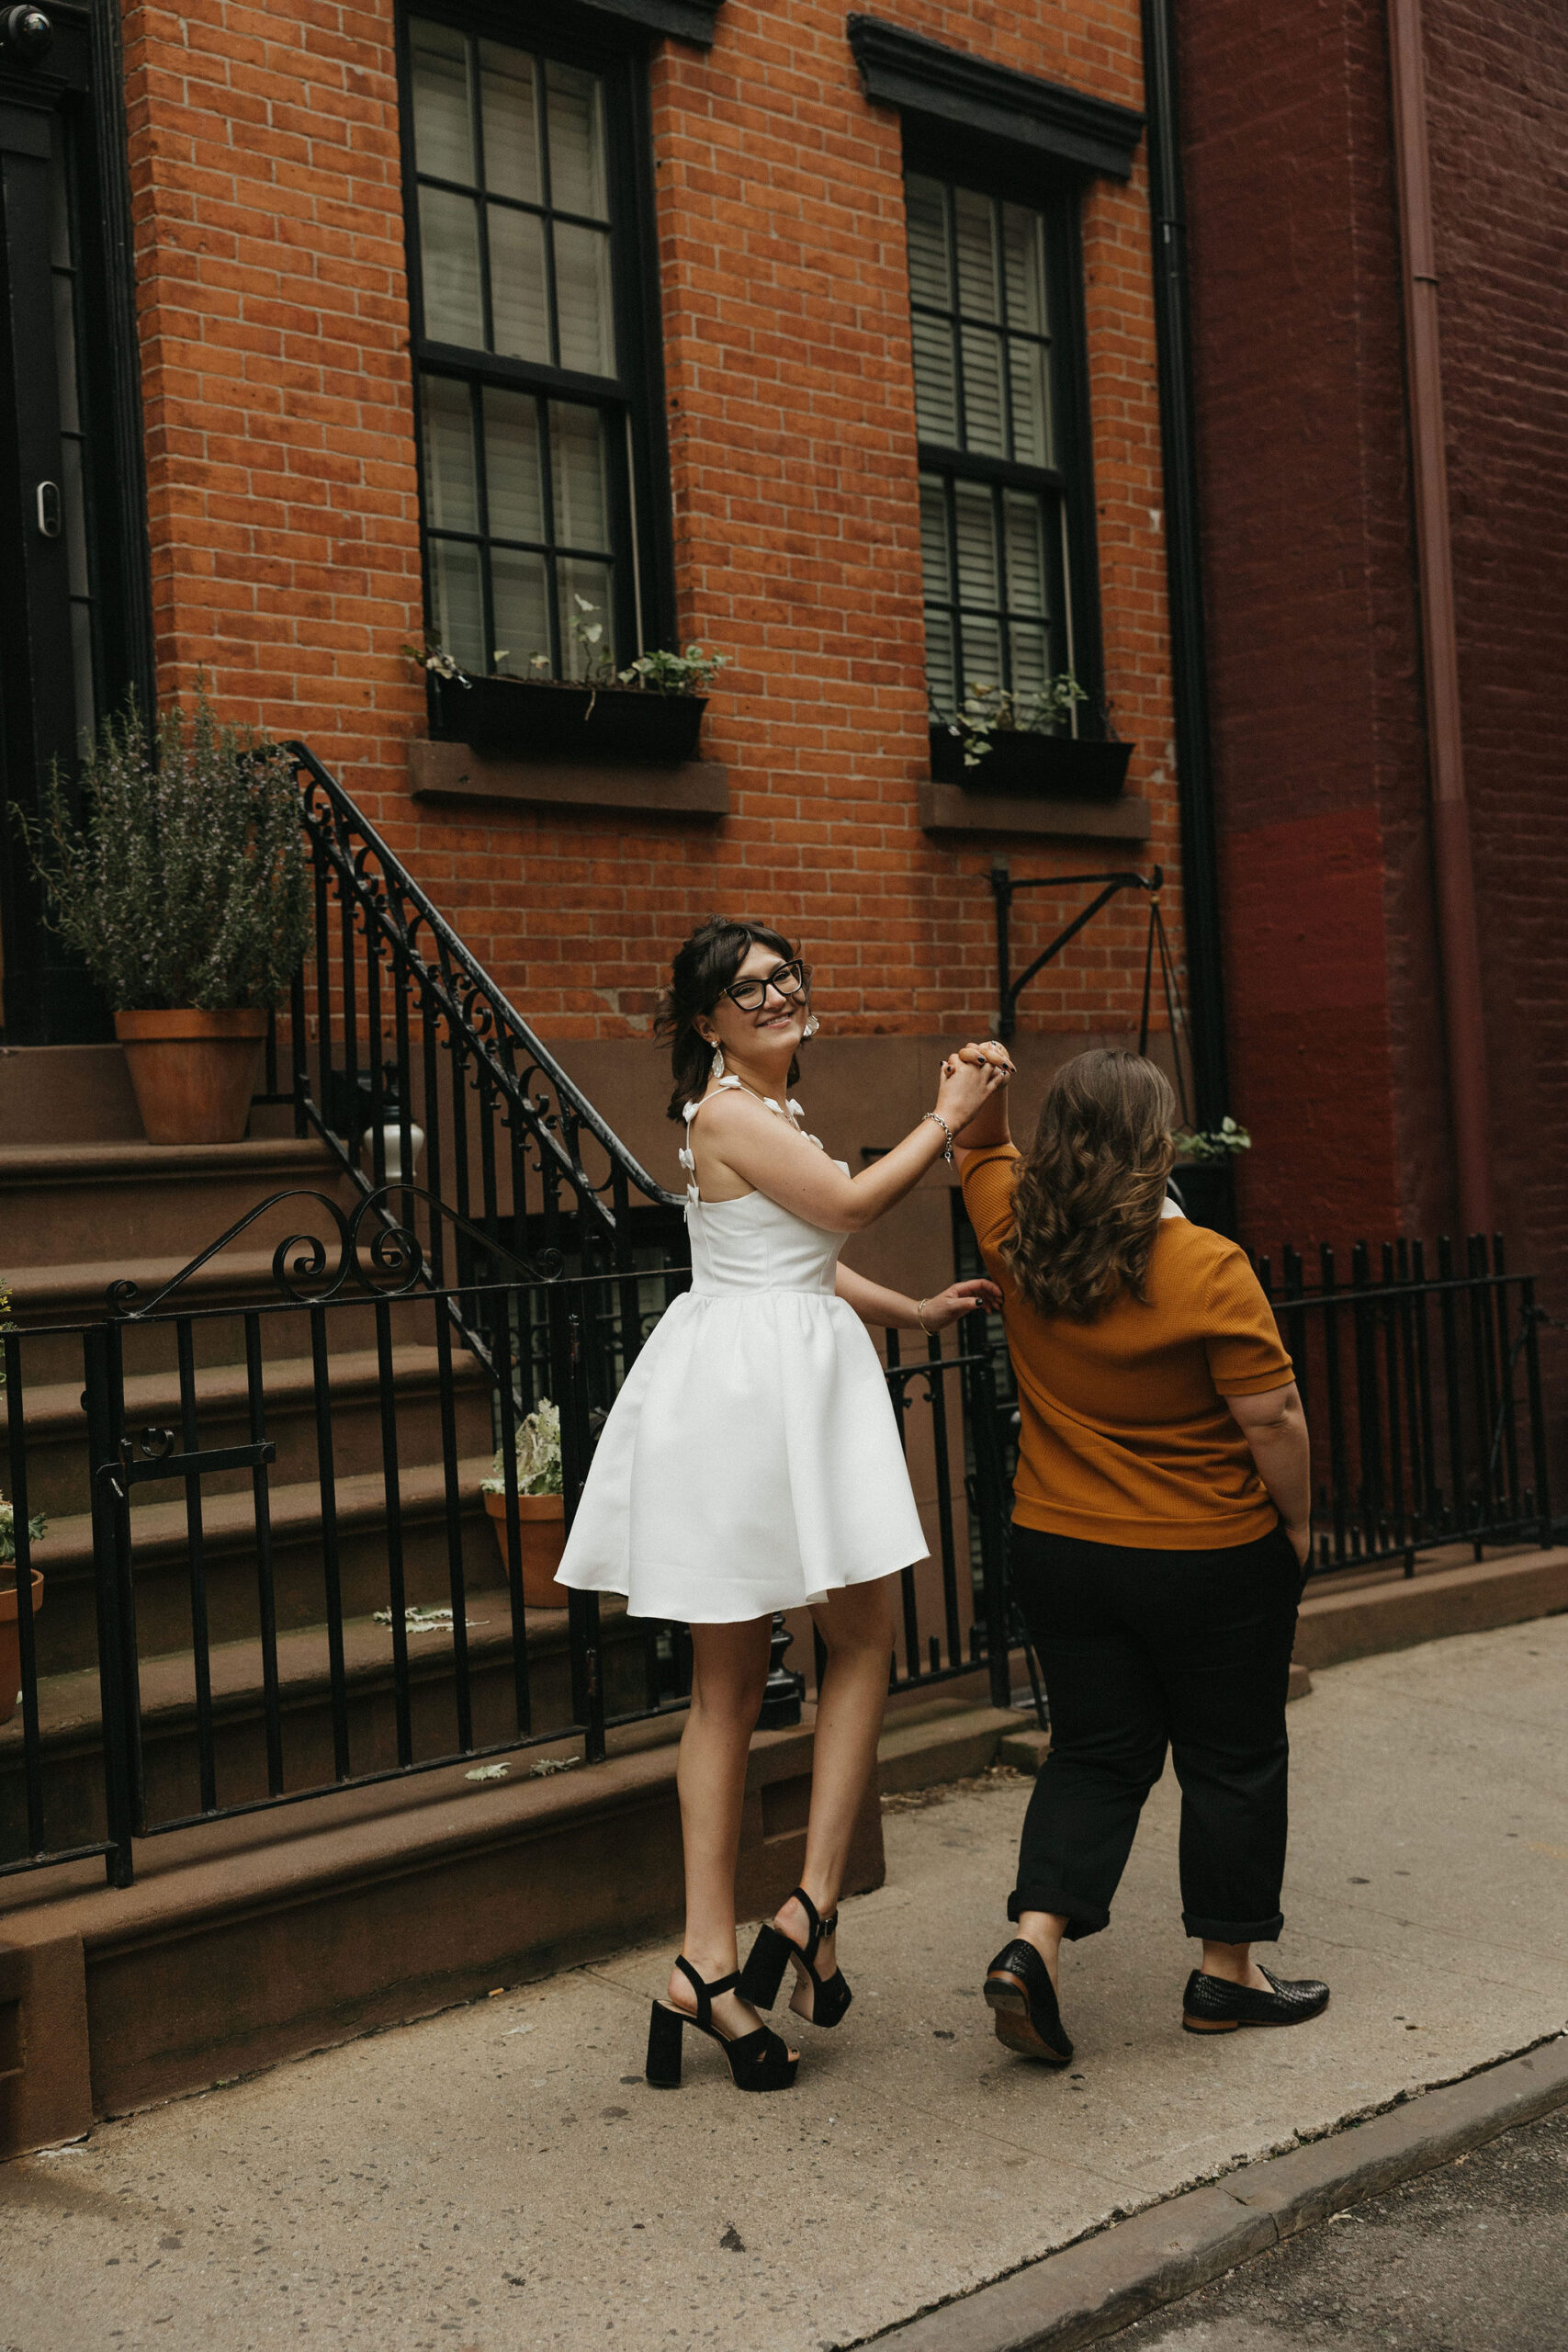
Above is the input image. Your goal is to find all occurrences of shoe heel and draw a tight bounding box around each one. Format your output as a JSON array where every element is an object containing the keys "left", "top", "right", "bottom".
[
  {"left": 737, "top": 1922, "right": 792, "bottom": 2009},
  {"left": 646, "top": 2001, "right": 684, "bottom": 2086}
]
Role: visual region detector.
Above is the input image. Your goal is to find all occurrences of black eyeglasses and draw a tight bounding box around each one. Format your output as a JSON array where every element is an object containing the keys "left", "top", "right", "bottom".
[{"left": 721, "top": 958, "right": 811, "bottom": 1012}]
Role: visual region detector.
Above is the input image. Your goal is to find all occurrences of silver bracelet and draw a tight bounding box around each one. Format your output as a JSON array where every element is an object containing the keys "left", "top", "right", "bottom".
[{"left": 921, "top": 1110, "right": 954, "bottom": 1164}]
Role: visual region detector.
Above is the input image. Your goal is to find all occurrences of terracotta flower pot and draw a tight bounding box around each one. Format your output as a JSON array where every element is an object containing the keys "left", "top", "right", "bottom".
[
  {"left": 115, "top": 1008, "right": 270, "bottom": 1146},
  {"left": 0, "top": 1571, "right": 44, "bottom": 1726},
  {"left": 484, "top": 1488, "right": 569, "bottom": 1608}
]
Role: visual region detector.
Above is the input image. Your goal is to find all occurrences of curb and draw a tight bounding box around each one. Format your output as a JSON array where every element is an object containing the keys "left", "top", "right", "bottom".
[{"left": 862, "top": 2034, "right": 1568, "bottom": 2352}]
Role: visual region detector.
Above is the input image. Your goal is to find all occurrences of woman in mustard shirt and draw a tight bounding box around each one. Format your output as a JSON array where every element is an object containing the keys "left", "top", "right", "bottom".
[{"left": 956, "top": 1047, "right": 1328, "bottom": 2064}]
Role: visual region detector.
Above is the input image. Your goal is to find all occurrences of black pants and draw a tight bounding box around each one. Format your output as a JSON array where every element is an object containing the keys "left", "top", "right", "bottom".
[{"left": 1009, "top": 1523, "right": 1303, "bottom": 1944}]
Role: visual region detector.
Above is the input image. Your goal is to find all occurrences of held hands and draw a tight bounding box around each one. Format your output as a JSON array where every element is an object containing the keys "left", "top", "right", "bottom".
[
  {"left": 918, "top": 1278, "right": 1003, "bottom": 1332},
  {"left": 934, "top": 1042, "right": 1012, "bottom": 1131}
]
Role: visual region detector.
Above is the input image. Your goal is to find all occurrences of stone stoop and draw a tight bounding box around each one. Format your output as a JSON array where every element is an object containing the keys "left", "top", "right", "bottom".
[
  {"left": 0, "top": 1712, "right": 884, "bottom": 2156},
  {"left": 1295, "top": 1541, "right": 1568, "bottom": 1668}
]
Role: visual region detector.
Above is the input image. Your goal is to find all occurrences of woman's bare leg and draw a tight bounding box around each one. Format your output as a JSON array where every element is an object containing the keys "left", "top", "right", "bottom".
[
  {"left": 668, "top": 1615, "right": 790, "bottom": 2041},
  {"left": 771, "top": 1575, "right": 897, "bottom": 1976}
]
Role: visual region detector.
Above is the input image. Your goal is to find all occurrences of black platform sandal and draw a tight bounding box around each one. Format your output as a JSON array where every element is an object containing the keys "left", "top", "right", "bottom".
[
  {"left": 645, "top": 1956, "right": 799, "bottom": 2092},
  {"left": 738, "top": 1886, "right": 852, "bottom": 2029}
]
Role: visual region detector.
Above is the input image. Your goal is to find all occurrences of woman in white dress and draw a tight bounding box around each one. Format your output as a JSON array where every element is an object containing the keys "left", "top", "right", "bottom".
[{"left": 557, "top": 918, "right": 1009, "bottom": 2091}]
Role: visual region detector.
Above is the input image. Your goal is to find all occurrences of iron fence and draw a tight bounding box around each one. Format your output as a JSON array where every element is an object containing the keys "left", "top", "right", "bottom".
[
  {"left": 1258, "top": 1234, "right": 1552, "bottom": 1575},
  {"left": 1, "top": 1188, "right": 1014, "bottom": 1890}
]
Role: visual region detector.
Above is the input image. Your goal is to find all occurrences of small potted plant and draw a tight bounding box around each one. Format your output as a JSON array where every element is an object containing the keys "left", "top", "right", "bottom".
[
  {"left": 412, "top": 608, "right": 728, "bottom": 767},
  {"left": 22, "top": 687, "right": 310, "bottom": 1146},
  {"left": 1169, "top": 1117, "right": 1251, "bottom": 1236},
  {"left": 930, "top": 676, "right": 1134, "bottom": 799},
  {"left": 482, "top": 1398, "right": 568, "bottom": 1608}
]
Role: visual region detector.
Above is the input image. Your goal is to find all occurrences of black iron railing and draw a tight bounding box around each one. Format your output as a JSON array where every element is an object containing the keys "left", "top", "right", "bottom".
[
  {"left": 257, "top": 743, "right": 683, "bottom": 1281},
  {"left": 1257, "top": 1235, "right": 1553, "bottom": 1574},
  {"left": 0, "top": 1188, "right": 1015, "bottom": 1889}
]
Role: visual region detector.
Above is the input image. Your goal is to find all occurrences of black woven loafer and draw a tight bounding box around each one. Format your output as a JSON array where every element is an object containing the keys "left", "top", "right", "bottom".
[
  {"left": 1181, "top": 1963, "right": 1330, "bottom": 2034},
  {"left": 984, "top": 1939, "right": 1074, "bottom": 2065}
]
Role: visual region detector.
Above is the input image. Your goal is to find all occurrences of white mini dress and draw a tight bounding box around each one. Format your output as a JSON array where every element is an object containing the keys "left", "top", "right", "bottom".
[{"left": 555, "top": 1079, "right": 930, "bottom": 1623}]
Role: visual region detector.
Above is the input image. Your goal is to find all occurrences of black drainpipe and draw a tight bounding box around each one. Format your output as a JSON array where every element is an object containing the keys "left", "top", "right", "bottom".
[{"left": 1139, "top": 0, "right": 1228, "bottom": 1133}]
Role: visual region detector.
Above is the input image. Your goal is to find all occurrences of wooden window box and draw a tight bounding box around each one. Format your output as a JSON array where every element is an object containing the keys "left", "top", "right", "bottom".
[{"left": 429, "top": 674, "right": 706, "bottom": 766}]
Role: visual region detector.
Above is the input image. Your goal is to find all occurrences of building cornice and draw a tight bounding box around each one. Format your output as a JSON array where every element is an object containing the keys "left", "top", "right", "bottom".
[
  {"left": 846, "top": 15, "right": 1145, "bottom": 181},
  {"left": 581, "top": 0, "right": 722, "bottom": 47}
]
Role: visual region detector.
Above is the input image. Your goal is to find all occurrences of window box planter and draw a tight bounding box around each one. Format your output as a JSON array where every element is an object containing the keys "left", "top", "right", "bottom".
[
  {"left": 431, "top": 675, "right": 706, "bottom": 768},
  {"left": 929, "top": 726, "right": 1134, "bottom": 800}
]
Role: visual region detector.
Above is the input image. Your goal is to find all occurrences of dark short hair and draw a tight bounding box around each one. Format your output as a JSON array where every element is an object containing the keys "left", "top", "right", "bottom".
[{"left": 656, "top": 916, "right": 800, "bottom": 1119}]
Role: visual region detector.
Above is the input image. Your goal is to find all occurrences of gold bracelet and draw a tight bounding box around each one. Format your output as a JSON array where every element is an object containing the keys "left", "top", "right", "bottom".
[{"left": 916, "top": 1297, "right": 933, "bottom": 1337}]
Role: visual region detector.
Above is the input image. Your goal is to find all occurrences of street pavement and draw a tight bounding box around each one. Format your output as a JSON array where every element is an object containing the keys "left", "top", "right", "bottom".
[
  {"left": 1107, "top": 2102, "right": 1568, "bottom": 2349},
  {"left": 2, "top": 1614, "right": 1566, "bottom": 2352}
]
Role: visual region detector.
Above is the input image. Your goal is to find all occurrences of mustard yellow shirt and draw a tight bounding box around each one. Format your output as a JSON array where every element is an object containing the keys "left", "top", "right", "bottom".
[{"left": 962, "top": 1146, "right": 1293, "bottom": 1549}]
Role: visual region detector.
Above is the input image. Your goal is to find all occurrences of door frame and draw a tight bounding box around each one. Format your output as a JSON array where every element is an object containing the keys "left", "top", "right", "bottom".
[{"left": 0, "top": 0, "right": 152, "bottom": 1044}]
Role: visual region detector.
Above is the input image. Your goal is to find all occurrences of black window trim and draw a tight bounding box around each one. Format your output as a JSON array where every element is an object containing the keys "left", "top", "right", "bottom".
[
  {"left": 846, "top": 15, "right": 1145, "bottom": 182},
  {"left": 849, "top": 17, "right": 1140, "bottom": 743},
  {"left": 395, "top": 0, "right": 677, "bottom": 695},
  {"left": 903, "top": 129, "right": 1108, "bottom": 736}
]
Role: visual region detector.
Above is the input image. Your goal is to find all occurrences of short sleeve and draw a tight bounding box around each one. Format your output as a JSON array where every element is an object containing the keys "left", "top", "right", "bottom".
[
  {"left": 960, "top": 1145, "right": 1021, "bottom": 1274},
  {"left": 1203, "top": 1243, "right": 1294, "bottom": 1396}
]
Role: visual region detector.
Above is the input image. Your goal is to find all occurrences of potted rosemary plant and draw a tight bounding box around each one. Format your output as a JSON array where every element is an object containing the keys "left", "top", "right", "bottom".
[
  {"left": 413, "top": 605, "right": 728, "bottom": 766},
  {"left": 24, "top": 690, "right": 310, "bottom": 1146},
  {"left": 482, "top": 1398, "right": 568, "bottom": 1608},
  {"left": 930, "top": 676, "right": 1134, "bottom": 799}
]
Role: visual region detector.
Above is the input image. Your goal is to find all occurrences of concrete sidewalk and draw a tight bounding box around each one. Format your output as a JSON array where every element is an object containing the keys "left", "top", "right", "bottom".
[{"left": 3, "top": 1615, "right": 1566, "bottom": 2352}]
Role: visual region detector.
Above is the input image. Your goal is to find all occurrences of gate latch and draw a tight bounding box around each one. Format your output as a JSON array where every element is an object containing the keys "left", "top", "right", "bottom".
[{"left": 97, "top": 1429, "right": 276, "bottom": 1503}]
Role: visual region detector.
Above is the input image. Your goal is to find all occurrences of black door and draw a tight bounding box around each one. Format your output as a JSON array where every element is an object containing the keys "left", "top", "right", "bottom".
[{"left": 0, "top": 2, "right": 150, "bottom": 1044}]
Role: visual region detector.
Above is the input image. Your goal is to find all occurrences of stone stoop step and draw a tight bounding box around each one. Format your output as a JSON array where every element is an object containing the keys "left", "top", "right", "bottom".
[
  {"left": 0, "top": 1711, "right": 884, "bottom": 2156},
  {"left": 1, "top": 1543, "right": 1560, "bottom": 2157}
]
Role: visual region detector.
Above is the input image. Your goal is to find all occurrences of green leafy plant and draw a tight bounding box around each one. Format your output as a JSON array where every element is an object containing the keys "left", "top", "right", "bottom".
[
  {"left": 1174, "top": 1118, "right": 1252, "bottom": 1163},
  {"left": 401, "top": 636, "right": 472, "bottom": 684},
  {"left": 18, "top": 687, "right": 310, "bottom": 1013},
  {"left": 616, "top": 644, "right": 728, "bottom": 695},
  {"left": 0, "top": 1497, "right": 46, "bottom": 1569},
  {"left": 407, "top": 614, "right": 728, "bottom": 698},
  {"left": 934, "top": 674, "right": 1088, "bottom": 770},
  {"left": 481, "top": 1397, "right": 563, "bottom": 1498}
]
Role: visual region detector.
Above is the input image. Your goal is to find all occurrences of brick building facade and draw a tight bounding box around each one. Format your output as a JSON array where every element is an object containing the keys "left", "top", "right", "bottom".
[
  {"left": 1, "top": 0, "right": 1186, "bottom": 1302},
  {"left": 1, "top": 0, "right": 1561, "bottom": 1312}
]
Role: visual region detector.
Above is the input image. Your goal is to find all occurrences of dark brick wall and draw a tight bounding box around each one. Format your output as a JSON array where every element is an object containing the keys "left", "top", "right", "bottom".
[
  {"left": 1179, "top": 0, "right": 1565, "bottom": 1330},
  {"left": 1423, "top": 0, "right": 1568, "bottom": 1336}
]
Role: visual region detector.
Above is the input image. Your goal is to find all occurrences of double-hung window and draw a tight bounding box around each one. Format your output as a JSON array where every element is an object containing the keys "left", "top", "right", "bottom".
[
  {"left": 907, "top": 165, "right": 1099, "bottom": 729},
  {"left": 401, "top": 10, "right": 669, "bottom": 689}
]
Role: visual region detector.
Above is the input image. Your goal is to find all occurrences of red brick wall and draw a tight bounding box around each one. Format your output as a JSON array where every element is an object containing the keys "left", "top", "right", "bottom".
[{"left": 119, "top": 0, "right": 1181, "bottom": 1077}]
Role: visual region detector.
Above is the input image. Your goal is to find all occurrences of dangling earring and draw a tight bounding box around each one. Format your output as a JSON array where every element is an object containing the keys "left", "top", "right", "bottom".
[
  {"left": 709, "top": 1037, "right": 726, "bottom": 1078},
  {"left": 802, "top": 1012, "right": 820, "bottom": 1041}
]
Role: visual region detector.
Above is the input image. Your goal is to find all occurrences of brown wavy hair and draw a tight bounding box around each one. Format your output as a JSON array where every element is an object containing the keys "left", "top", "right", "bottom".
[{"left": 1000, "top": 1050, "right": 1178, "bottom": 1320}]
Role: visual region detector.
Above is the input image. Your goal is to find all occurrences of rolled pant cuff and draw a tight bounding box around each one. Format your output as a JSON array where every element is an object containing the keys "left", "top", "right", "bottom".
[
  {"left": 1182, "top": 1910, "right": 1284, "bottom": 1943},
  {"left": 1009, "top": 1886, "right": 1109, "bottom": 1940}
]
